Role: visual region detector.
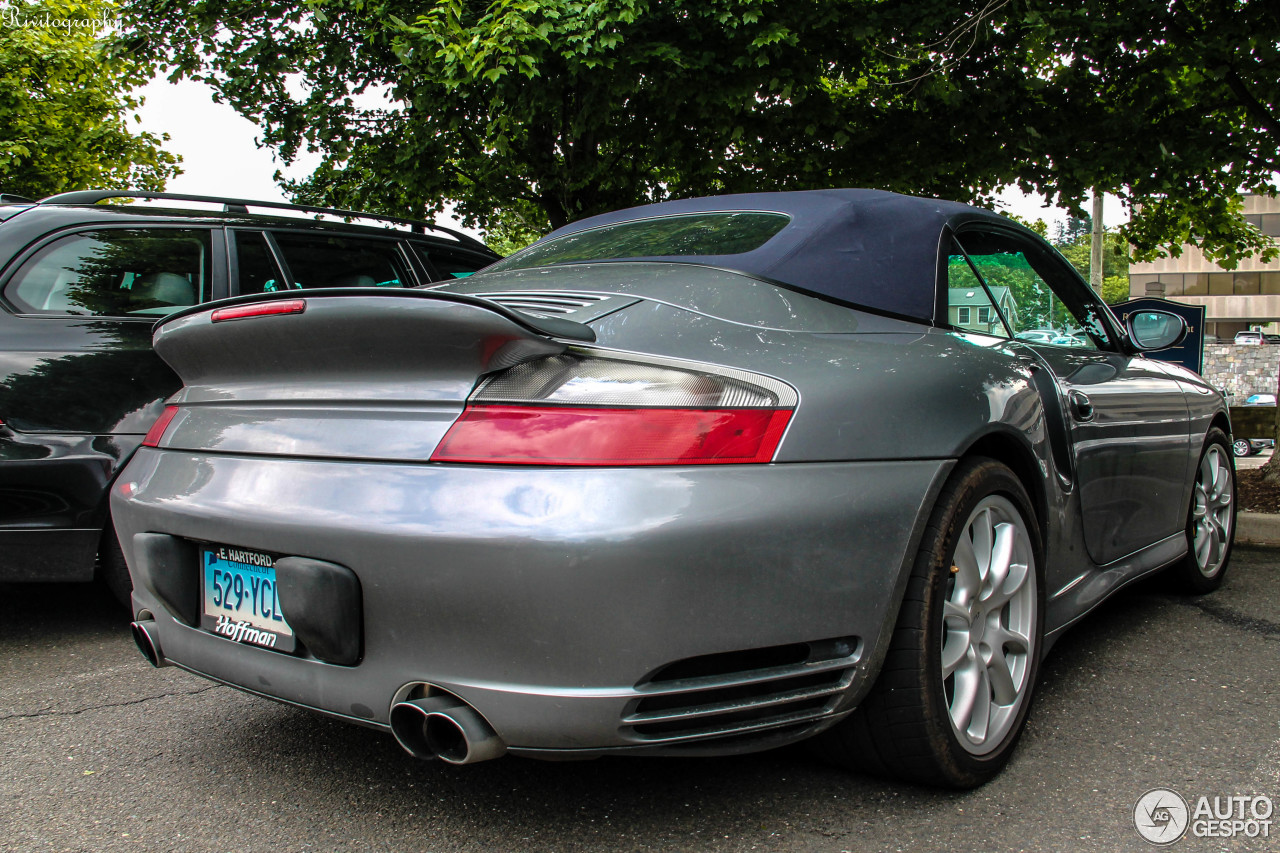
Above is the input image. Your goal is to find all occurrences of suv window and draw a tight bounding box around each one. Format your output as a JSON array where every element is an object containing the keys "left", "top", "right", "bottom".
[
  {"left": 270, "top": 232, "right": 410, "bottom": 289},
  {"left": 417, "top": 248, "right": 493, "bottom": 280},
  {"left": 233, "top": 231, "right": 288, "bottom": 295},
  {"left": 5, "top": 229, "right": 211, "bottom": 316}
]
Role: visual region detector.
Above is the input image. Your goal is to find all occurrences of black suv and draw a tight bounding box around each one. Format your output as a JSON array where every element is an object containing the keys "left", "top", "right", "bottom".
[{"left": 0, "top": 191, "right": 500, "bottom": 603}]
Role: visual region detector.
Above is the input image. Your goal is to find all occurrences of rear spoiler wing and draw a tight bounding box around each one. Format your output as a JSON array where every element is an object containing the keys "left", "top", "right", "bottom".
[{"left": 156, "top": 287, "right": 596, "bottom": 343}]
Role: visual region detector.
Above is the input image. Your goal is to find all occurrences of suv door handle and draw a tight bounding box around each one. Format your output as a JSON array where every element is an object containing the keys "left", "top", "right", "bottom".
[{"left": 1068, "top": 390, "right": 1094, "bottom": 422}]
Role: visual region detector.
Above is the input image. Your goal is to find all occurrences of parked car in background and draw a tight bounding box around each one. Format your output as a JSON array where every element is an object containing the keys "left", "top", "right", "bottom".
[
  {"left": 1235, "top": 393, "right": 1277, "bottom": 456},
  {"left": 1013, "top": 328, "right": 1057, "bottom": 344},
  {"left": 112, "top": 190, "right": 1234, "bottom": 789},
  {"left": 1014, "top": 329, "right": 1087, "bottom": 348},
  {"left": 1235, "top": 331, "right": 1264, "bottom": 344},
  {"left": 0, "top": 191, "right": 499, "bottom": 604},
  {"left": 1233, "top": 438, "right": 1274, "bottom": 457}
]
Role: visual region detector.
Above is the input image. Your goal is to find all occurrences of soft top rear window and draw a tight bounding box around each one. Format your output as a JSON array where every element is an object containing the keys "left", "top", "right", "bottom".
[{"left": 490, "top": 212, "right": 790, "bottom": 272}]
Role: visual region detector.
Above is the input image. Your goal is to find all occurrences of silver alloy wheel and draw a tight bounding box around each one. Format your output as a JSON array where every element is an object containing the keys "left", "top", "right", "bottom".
[
  {"left": 1191, "top": 444, "right": 1234, "bottom": 578},
  {"left": 941, "top": 495, "right": 1037, "bottom": 756},
  {"left": 1233, "top": 439, "right": 1251, "bottom": 458}
]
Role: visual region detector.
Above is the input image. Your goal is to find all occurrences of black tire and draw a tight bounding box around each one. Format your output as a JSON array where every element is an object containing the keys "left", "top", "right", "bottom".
[
  {"left": 1167, "top": 428, "right": 1236, "bottom": 594},
  {"left": 817, "top": 457, "right": 1045, "bottom": 788},
  {"left": 1232, "top": 438, "right": 1253, "bottom": 458},
  {"left": 97, "top": 525, "right": 134, "bottom": 610}
]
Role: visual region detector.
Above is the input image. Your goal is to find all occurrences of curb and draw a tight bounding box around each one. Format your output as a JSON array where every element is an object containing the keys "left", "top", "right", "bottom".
[{"left": 1236, "top": 511, "right": 1280, "bottom": 546}]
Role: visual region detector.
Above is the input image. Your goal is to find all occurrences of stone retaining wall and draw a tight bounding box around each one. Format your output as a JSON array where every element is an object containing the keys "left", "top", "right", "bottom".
[{"left": 1201, "top": 344, "right": 1280, "bottom": 402}]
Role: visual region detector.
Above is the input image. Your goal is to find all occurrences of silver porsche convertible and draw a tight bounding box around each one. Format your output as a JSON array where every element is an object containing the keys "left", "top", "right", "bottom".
[{"left": 111, "top": 190, "right": 1235, "bottom": 788}]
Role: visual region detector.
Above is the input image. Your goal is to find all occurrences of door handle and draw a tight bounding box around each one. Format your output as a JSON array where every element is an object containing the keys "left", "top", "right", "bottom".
[{"left": 1068, "top": 390, "right": 1094, "bottom": 422}]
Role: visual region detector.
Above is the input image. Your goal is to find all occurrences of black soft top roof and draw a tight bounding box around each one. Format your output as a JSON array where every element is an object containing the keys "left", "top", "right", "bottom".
[{"left": 539, "top": 189, "right": 1021, "bottom": 322}]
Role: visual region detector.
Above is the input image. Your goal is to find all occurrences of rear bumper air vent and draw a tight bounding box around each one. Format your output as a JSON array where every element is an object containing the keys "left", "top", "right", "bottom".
[{"left": 622, "top": 636, "right": 862, "bottom": 743}]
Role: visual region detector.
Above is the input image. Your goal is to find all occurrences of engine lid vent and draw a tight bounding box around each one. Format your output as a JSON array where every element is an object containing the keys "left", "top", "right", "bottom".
[{"left": 469, "top": 291, "right": 639, "bottom": 322}]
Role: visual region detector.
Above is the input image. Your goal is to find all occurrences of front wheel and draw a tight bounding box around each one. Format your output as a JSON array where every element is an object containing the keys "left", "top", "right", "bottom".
[
  {"left": 1233, "top": 438, "right": 1252, "bottom": 458},
  {"left": 1167, "top": 429, "right": 1235, "bottom": 594},
  {"left": 817, "top": 457, "right": 1044, "bottom": 788}
]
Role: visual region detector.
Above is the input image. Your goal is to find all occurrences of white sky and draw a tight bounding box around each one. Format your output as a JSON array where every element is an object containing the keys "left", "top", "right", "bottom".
[{"left": 133, "top": 77, "right": 1129, "bottom": 241}]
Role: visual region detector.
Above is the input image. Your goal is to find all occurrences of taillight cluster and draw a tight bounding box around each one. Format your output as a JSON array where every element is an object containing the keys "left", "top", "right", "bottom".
[
  {"left": 138, "top": 353, "right": 798, "bottom": 466},
  {"left": 431, "top": 353, "right": 796, "bottom": 466}
]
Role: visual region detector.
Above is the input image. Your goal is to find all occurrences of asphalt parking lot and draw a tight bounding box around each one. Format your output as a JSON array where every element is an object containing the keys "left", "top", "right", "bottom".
[
  {"left": 1235, "top": 448, "right": 1273, "bottom": 470},
  {"left": 2, "top": 547, "right": 1278, "bottom": 853}
]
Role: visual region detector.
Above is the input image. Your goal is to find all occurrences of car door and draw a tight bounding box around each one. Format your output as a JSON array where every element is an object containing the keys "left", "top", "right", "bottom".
[
  {"left": 950, "top": 227, "right": 1191, "bottom": 566},
  {"left": 0, "top": 225, "right": 223, "bottom": 574},
  {"left": 0, "top": 226, "right": 221, "bottom": 435}
]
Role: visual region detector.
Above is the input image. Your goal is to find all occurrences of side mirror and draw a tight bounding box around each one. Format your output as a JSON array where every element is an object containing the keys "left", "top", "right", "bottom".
[{"left": 1126, "top": 310, "right": 1188, "bottom": 351}]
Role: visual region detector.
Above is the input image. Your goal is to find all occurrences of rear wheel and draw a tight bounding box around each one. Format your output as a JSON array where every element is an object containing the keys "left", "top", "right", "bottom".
[
  {"left": 1233, "top": 438, "right": 1252, "bottom": 458},
  {"left": 818, "top": 457, "right": 1044, "bottom": 788},
  {"left": 1167, "top": 429, "right": 1235, "bottom": 594}
]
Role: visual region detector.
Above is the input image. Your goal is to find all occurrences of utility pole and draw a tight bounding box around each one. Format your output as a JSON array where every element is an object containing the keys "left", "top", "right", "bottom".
[{"left": 1090, "top": 191, "right": 1104, "bottom": 296}]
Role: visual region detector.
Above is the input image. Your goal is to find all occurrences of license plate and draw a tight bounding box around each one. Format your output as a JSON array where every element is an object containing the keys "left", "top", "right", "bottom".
[{"left": 200, "top": 546, "right": 295, "bottom": 652}]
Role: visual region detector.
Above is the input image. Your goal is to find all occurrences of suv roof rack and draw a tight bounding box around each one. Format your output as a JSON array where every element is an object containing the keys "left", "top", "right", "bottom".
[
  {"left": 0, "top": 193, "right": 35, "bottom": 204},
  {"left": 39, "top": 190, "right": 489, "bottom": 250}
]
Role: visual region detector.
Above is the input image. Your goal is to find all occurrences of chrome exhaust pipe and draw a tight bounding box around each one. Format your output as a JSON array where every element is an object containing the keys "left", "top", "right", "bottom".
[
  {"left": 130, "top": 620, "right": 168, "bottom": 668},
  {"left": 389, "top": 696, "right": 507, "bottom": 764}
]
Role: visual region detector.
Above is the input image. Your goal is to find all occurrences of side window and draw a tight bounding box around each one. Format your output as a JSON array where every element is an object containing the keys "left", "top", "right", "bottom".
[
  {"left": 953, "top": 231, "right": 1109, "bottom": 351},
  {"left": 233, "top": 231, "right": 287, "bottom": 295},
  {"left": 4, "top": 229, "right": 211, "bottom": 316},
  {"left": 270, "top": 232, "right": 411, "bottom": 289},
  {"left": 947, "top": 247, "right": 1010, "bottom": 337},
  {"left": 415, "top": 247, "right": 494, "bottom": 282}
]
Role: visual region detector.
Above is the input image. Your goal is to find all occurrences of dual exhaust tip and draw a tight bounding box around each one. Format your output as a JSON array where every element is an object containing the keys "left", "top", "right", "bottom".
[
  {"left": 131, "top": 620, "right": 169, "bottom": 668},
  {"left": 131, "top": 621, "right": 504, "bottom": 765},
  {"left": 390, "top": 695, "right": 507, "bottom": 765}
]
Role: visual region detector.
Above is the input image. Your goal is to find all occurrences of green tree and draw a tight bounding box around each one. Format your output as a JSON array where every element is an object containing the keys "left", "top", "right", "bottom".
[
  {"left": 120, "top": 0, "right": 1278, "bottom": 261},
  {"left": 0, "top": 0, "right": 179, "bottom": 198},
  {"left": 481, "top": 199, "right": 551, "bottom": 255},
  {"left": 120, "top": 1, "right": 899, "bottom": 231},
  {"left": 1054, "top": 230, "right": 1131, "bottom": 305},
  {"left": 1052, "top": 216, "right": 1091, "bottom": 246},
  {"left": 878, "top": 0, "right": 1280, "bottom": 268}
]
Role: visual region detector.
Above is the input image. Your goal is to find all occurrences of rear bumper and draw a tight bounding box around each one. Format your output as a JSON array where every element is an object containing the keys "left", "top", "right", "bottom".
[
  {"left": 0, "top": 529, "right": 99, "bottom": 582},
  {"left": 0, "top": 429, "right": 137, "bottom": 581},
  {"left": 111, "top": 449, "right": 949, "bottom": 756}
]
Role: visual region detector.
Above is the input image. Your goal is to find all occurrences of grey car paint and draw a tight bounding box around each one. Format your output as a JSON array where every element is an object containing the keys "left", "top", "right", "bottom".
[
  {"left": 116, "top": 450, "right": 949, "bottom": 751},
  {"left": 109, "top": 242, "right": 1228, "bottom": 762},
  {"left": 1019, "top": 343, "right": 1192, "bottom": 565}
]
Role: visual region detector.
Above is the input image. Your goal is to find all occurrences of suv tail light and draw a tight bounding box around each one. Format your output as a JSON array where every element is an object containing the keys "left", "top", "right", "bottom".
[
  {"left": 431, "top": 353, "right": 796, "bottom": 466},
  {"left": 142, "top": 406, "right": 180, "bottom": 448}
]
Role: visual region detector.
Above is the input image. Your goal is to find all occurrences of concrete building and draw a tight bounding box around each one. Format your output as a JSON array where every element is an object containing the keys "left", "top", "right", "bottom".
[{"left": 1128, "top": 194, "right": 1280, "bottom": 341}]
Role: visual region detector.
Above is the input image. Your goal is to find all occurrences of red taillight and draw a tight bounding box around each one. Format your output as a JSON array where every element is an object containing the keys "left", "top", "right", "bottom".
[
  {"left": 211, "top": 299, "right": 306, "bottom": 322},
  {"left": 431, "top": 405, "right": 792, "bottom": 465},
  {"left": 142, "top": 406, "right": 180, "bottom": 448}
]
